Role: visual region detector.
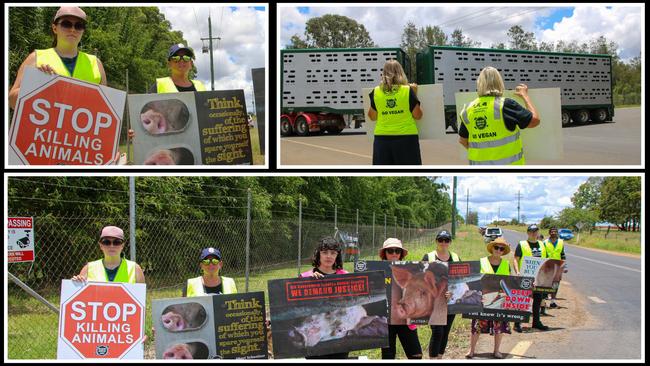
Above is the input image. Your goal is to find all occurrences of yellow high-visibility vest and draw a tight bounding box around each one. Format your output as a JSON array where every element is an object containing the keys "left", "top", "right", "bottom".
[
  {"left": 427, "top": 250, "right": 460, "bottom": 262},
  {"left": 480, "top": 256, "right": 510, "bottom": 275},
  {"left": 544, "top": 239, "right": 564, "bottom": 260},
  {"left": 373, "top": 85, "right": 418, "bottom": 136},
  {"left": 460, "top": 96, "right": 525, "bottom": 165},
  {"left": 35, "top": 48, "right": 101, "bottom": 84},
  {"left": 517, "top": 240, "right": 547, "bottom": 269},
  {"left": 86, "top": 258, "right": 136, "bottom": 283},
  {"left": 186, "top": 276, "right": 237, "bottom": 297},
  {"left": 156, "top": 77, "right": 206, "bottom": 93}
]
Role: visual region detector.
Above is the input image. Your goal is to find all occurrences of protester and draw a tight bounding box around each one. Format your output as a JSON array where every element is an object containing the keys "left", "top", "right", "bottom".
[
  {"left": 151, "top": 43, "right": 206, "bottom": 93},
  {"left": 184, "top": 247, "right": 237, "bottom": 296},
  {"left": 422, "top": 231, "right": 459, "bottom": 359},
  {"left": 299, "top": 236, "right": 349, "bottom": 359},
  {"left": 457, "top": 66, "right": 540, "bottom": 165},
  {"left": 466, "top": 237, "right": 511, "bottom": 359},
  {"left": 378, "top": 238, "right": 422, "bottom": 359},
  {"left": 513, "top": 224, "right": 549, "bottom": 332},
  {"left": 9, "top": 6, "right": 107, "bottom": 109},
  {"left": 71, "top": 225, "right": 145, "bottom": 283},
  {"left": 544, "top": 227, "right": 567, "bottom": 308},
  {"left": 367, "top": 60, "right": 423, "bottom": 165}
]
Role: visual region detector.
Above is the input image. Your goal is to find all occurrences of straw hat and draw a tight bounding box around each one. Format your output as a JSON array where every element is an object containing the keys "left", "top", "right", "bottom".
[
  {"left": 486, "top": 237, "right": 510, "bottom": 255},
  {"left": 378, "top": 238, "right": 408, "bottom": 259}
]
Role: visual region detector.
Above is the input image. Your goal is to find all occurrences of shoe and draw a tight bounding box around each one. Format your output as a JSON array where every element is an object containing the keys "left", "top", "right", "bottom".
[
  {"left": 493, "top": 352, "right": 504, "bottom": 359},
  {"left": 550, "top": 302, "right": 558, "bottom": 308},
  {"left": 532, "top": 322, "right": 549, "bottom": 331},
  {"left": 513, "top": 323, "right": 523, "bottom": 333}
]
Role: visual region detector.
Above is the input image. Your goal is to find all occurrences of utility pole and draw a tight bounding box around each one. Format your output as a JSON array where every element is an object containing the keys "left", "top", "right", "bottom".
[
  {"left": 516, "top": 190, "right": 522, "bottom": 224},
  {"left": 466, "top": 188, "right": 470, "bottom": 226},
  {"left": 451, "top": 176, "right": 457, "bottom": 238},
  {"left": 201, "top": 14, "right": 221, "bottom": 91}
]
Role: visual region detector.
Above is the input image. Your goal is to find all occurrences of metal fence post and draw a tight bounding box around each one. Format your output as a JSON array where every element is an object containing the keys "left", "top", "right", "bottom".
[
  {"left": 298, "top": 198, "right": 302, "bottom": 276},
  {"left": 394, "top": 216, "right": 397, "bottom": 237},
  {"left": 245, "top": 189, "right": 251, "bottom": 292},
  {"left": 384, "top": 214, "right": 387, "bottom": 241},
  {"left": 129, "top": 176, "right": 136, "bottom": 261},
  {"left": 334, "top": 204, "right": 337, "bottom": 231},
  {"left": 8, "top": 272, "right": 59, "bottom": 314},
  {"left": 356, "top": 209, "right": 359, "bottom": 237},
  {"left": 372, "top": 212, "right": 375, "bottom": 251}
]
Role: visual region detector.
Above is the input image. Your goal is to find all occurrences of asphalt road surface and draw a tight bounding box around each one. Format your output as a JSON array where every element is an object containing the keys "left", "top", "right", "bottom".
[
  {"left": 280, "top": 107, "right": 641, "bottom": 166},
  {"left": 494, "top": 229, "right": 643, "bottom": 359}
]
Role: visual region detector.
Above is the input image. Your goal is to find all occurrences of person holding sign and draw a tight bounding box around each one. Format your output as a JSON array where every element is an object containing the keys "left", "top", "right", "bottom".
[
  {"left": 184, "top": 247, "right": 237, "bottom": 296},
  {"left": 367, "top": 60, "right": 423, "bottom": 165},
  {"left": 457, "top": 66, "right": 540, "bottom": 165},
  {"left": 422, "top": 231, "right": 458, "bottom": 359},
  {"left": 466, "top": 237, "right": 511, "bottom": 359},
  {"left": 544, "top": 227, "right": 567, "bottom": 309},
  {"left": 151, "top": 44, "right": 206, "bottom": 93},
  {"left": 378, "top": 238, "right": 422, "bottom": 360},
  {"left": 9, "top": 6, "right": 107, "bottom": 110},
  {"left": 71, "top": 226, "right": 145, "bottom": 284},
  {"left": 513, "top": 224, "right": 549, "bottom": 332},
  {"left": 299, "top": 236, "right": 349, "bottom": 359}
]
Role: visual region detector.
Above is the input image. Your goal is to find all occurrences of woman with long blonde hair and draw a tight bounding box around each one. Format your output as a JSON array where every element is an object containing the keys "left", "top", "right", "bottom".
[{"left": 367, "top": 60, "right": 423, "bottom": 165}]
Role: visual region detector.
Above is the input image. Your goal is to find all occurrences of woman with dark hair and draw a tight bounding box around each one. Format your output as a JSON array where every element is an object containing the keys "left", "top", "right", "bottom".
[{"left": 299, "top": 236, "right": 348, "bottom": 359}]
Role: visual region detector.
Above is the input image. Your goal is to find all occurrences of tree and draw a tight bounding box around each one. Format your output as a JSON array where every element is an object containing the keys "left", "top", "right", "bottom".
[
  {"left": 572, "top": 177, "right": 603, "bottom": 211},
  {"left": 507, "top": 25, "right": 537, "bottom": 51},
  {"left": 400, "top": 21, "right": 420, "bottom": 78},
  {"left": 490, "top": 42, "right": 507, "bottom": 49},
  {"left": 466, "top": 211, "right": 479, "bottom": 226},
  {"left": 287, "top": 14, "right": 375, "bottom": 49},
  {"left": 539, "top": 215, "right": 558, "bottom": 230},
  {"left": 557, "top": 207, "right": 598, "bottom": 232},
  {"left": 418, "top": 25, "right": 447, "bottom": 48},
  {"left": 598, "top": 177, "right": 641, "bottom": 231},
  {"left": 449, "top": 28, "right": 480, "bottom": 47}
]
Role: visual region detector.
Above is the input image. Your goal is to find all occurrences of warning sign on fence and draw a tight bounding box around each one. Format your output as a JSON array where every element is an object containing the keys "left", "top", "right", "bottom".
[
  {"left": 7, "top": 217, "right": 35, "bottom": 263},
  {"left": 57, "top": 280, "right": 146, "bottom": 359}
]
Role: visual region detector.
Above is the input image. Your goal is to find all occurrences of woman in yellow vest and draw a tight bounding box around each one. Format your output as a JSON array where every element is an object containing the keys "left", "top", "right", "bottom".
[
  {"left": 71, "top": 226, "right": 145, "bottom": 284},
  {"left": 466, "top": 237, "right": 511, "bottom": 359},
  {"left": 367, "top": 60, "right": 423, "bottom": 165},
  {"left": 544, "top": 227, "right": 567, "bottom": 308},
  {"left": 513, "top": 224, "right": 549, "bottom": 332},
  {"left": 458, "top": 66, "right": 540, "bottom": 165},
  {"left": 151, "top": 44, "right": 207, "bottom": 93},
  {"left": 185, "top": 247, "right": 237, "bottom": 297},
  {"left": 421, "top": 230, "right": 458, "bottom": 359},
  {"left": 9, "top": 6, "right": 107, "bottom": 110}
]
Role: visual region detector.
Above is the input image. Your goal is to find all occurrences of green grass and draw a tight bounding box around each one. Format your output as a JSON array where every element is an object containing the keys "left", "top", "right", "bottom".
[{"left": 9, "top": 227, "right": 491, "bottom": 360}]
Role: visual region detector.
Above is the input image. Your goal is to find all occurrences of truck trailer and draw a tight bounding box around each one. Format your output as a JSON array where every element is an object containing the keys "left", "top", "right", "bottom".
[
  {"left": 416, "top": 46, "right": 614, "bottom": 132},
  {"left": 280, "top": 48, "right": 410, "bottom": 136}
]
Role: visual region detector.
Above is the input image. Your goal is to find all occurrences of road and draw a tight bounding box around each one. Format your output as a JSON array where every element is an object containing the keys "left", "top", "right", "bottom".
[
  {"left": 280, "top": 107, "right": 641, "bottom": 166},
  {"left": 482, "top": 229, "right": 643, "bottom": 360}
]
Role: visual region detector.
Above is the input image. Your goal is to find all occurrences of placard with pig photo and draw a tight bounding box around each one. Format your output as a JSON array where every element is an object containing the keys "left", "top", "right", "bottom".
[
  {"left": 521, "top": 257, "right": 565, "bottom": 293},
  {"left": 267, "top": 271, "right": 388, "bottom": 359},
  {"left": 463, "top": 274, "right": 534, "bottom": 323},
  {"left": 447, "top": 261, "right": 483, "bottom": 314},
  {"left": 390, "top": 261, "right": 449, "bottom": 325},
  {"left": 354, "top": 260, "right": 393, "bottom": 321}
]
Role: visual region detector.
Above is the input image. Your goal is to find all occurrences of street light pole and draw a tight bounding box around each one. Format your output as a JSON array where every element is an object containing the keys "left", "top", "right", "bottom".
[{"left": 201, "top": 15, "right": 221, "bottom": 91}]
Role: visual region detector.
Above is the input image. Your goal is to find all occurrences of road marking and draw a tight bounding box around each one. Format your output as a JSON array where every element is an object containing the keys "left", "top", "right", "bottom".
[
  {"left": 509, "top": 341, "right": 532, "bottom": 358},
  {"left": 567, "top": 253, "right": 641, "bottom": 273},
  {"left": 283, "top": 139, "right": 372, "bottom": 159},
  {"left": 562, "top": 280, "right": 572, "bottom": 286},
  {"left": 588, "top": 296, "right": 607, "bottom": 304}
]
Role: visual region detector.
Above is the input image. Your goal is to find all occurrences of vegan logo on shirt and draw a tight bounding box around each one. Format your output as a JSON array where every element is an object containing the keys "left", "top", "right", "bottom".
[
  {"left": 386, "top": 98, "right": 397, "bottom": 108},
  {"left": 474, "top": 115, "right": 488, "bottom": 129}
]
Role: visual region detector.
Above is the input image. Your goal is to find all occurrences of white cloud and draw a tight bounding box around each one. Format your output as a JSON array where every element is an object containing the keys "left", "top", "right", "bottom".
[{"left": 160, "top": 6, "right": 266, "bottom": 112}]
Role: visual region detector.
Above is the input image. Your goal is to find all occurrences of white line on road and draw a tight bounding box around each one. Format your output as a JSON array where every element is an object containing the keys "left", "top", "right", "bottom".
[
  {"left": 567, "top": 253, "right": 641, "bottom": 273},
  {"left": 588, "top": 296, "right": 607, "bottom": 304},
  {"left": 509, "top": 341, "right": 532, "bottom": 358},
  {"left": 283, "top": 139, "right": 372, "bottom": 159},
  {"left": 562, "top": 280, "right": 572, "bottom": 286}
]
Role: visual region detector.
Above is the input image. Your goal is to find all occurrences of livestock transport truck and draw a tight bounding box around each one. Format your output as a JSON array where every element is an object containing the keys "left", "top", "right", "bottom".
[
  {"left": 280, "top": 48, "right": 410, "bottom": 136},
  {"left": 416, "top": 46, "right": 614, "bottom": 132}
]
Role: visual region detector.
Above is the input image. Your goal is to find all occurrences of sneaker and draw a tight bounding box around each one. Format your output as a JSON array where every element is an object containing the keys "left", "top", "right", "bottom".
[
  {"left": 532, "top": 323, "right": 549, "bottom": 331},
  {"left": 550, "top": 302, "right": 558, "bottom": 308},
  {"left": 513, "top": 323, "right": 523, "bottom": 333}
]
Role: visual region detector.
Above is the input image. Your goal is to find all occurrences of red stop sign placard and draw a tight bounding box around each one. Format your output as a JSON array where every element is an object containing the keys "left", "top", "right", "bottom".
[
  {"left": 59, "top": 282, "right": 144, "bottom": 359},
  {"left": 10, "top": 74, "right": 122, "bottom": 165}
]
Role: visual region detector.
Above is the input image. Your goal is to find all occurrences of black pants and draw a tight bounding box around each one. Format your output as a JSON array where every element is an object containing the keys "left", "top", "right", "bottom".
[
  {"left": 515, "top": 292, "right": 544, "bottom": 327},
  {"left": 373, "top": 135, "right": 422, "bottom": 165},
  {"left": 381, "top": 324, "right": 422, "bottom": 359},
  {"left": 429, "top": 314, "right": 456, "bottom": 357}
]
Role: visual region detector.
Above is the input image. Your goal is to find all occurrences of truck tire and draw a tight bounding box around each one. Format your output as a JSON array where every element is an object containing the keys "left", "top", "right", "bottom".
[
  {"left": 295, "top": 116, "right": 310, "bottom": 136},
  {"left": 446, "top": 112, "right": 459, "bottom": 133},
  {"left": 328, "top": 127, "right": 343, "bottom": 135},
  {"left": 561, "top": 110, "right": 571, "bottom": 127},
  {"left": 572, "top": 109, "right": 590, "bottom": 125},
  {"left": 280, "top": 116, "right": 293, "bottom": 136},
  {"left": 590, "top": 108, "right": 608, "bottom": 123}
]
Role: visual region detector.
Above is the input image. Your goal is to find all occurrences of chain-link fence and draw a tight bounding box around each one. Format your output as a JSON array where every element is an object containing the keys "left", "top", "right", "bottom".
[{"left": 8, "top": 204, "right": 448, "bottom": 359}]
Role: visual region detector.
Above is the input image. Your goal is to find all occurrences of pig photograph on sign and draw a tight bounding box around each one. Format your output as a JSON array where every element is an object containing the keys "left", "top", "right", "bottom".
[
  {"left": 390, "top": 261, "right": 448, "bottom": 325},
  {"left": 463, "top": 274, "right": 534, "bottom": 323},
  {"left": 521, "top": 257, "right": 565, "bottom": 293},
  {"left": 447, "top": 261, "right": 483, "bottom": 314},
  {"left": 354, "top": 260, "right": 394, "bottom": 321},
  {"left": 267, "top": 271, "right": 388, "bottom": 359}
]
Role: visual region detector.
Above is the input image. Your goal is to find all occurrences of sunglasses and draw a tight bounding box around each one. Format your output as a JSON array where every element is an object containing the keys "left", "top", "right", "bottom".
[
  {"left": 493, "top": 246, "right": 506, "bottom": 251},
  {"left": 100, "top": 238, "right": 124, "bottom": 246},
  {"left": 437, "top": 238, "right": 451, "bottom": 243},
  {"left": 385, "top": 248, "right": 402, "bottom": 254},
  {"left": 202, "top": 258, "right": 220, "bottom": 265},
  {"left": 58, "top": 20, "right": 86, "bottom": 31},
  {"left": 169, "top": 55, "right": 192, "bottom": 62}
]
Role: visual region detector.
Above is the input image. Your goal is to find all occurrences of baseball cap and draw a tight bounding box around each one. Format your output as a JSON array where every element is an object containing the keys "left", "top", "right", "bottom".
[
  {"left": 168, "top": 43, "right": 195, "bottom": 59},
  {"left": 100, "top": 226, "right": 124, "bottom": 240},
  {"left": 527, "top": 224, "right": 539, "bottom": 232},
  {"left": 200, "top": 247, "right": 222, "bottom": 260},
  {"left": 54, "top": 7, "right": 87, "bottom": 23},
  {"left": 436, "top": 230, "right": 452, "bottom": 240}
]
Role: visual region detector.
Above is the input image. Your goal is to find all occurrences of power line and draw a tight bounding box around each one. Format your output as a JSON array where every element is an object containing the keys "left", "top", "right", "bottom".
[{"left": 462, "top": 7, "right": 546, "bottom": 33}]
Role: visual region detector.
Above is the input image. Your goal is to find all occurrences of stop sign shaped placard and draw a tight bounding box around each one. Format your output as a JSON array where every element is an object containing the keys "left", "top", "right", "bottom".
[
  {"left": 58, "top": 281, "right": 145, "bottom": 359},
  {"left": 9, "top": 67, "right": 124, "bottom": 165}
]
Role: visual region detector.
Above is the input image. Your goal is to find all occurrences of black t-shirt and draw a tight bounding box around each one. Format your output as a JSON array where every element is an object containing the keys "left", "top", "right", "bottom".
[
  {"left": 60, "top": 55, "right": 78, "bottom": 78},
  {"left": 313, "top": 268, "right": 339, "bottom": 276},
  {"left": 515, "top": 240, "right": 544, "bottom": 258},
  {"left": 369, "top": 87, "right": 420, "bottom": 113},
  {"left": 459, "top": 97, "right": 533, "bottom": 138},
  {"left": 104, "top": 265, "right": 119, "bottom": 282},
  {"left": 182, "top": 280, "right": 224, "bottom": 296},
  {"left": 148, "top": 82, "right": 197, "bottom": 93},
  {"left": 491, "top": 263, "right": 501, "bottom": 273},
  {"left": 421, "top": 252, "right": 460, "bottom": 262}
]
